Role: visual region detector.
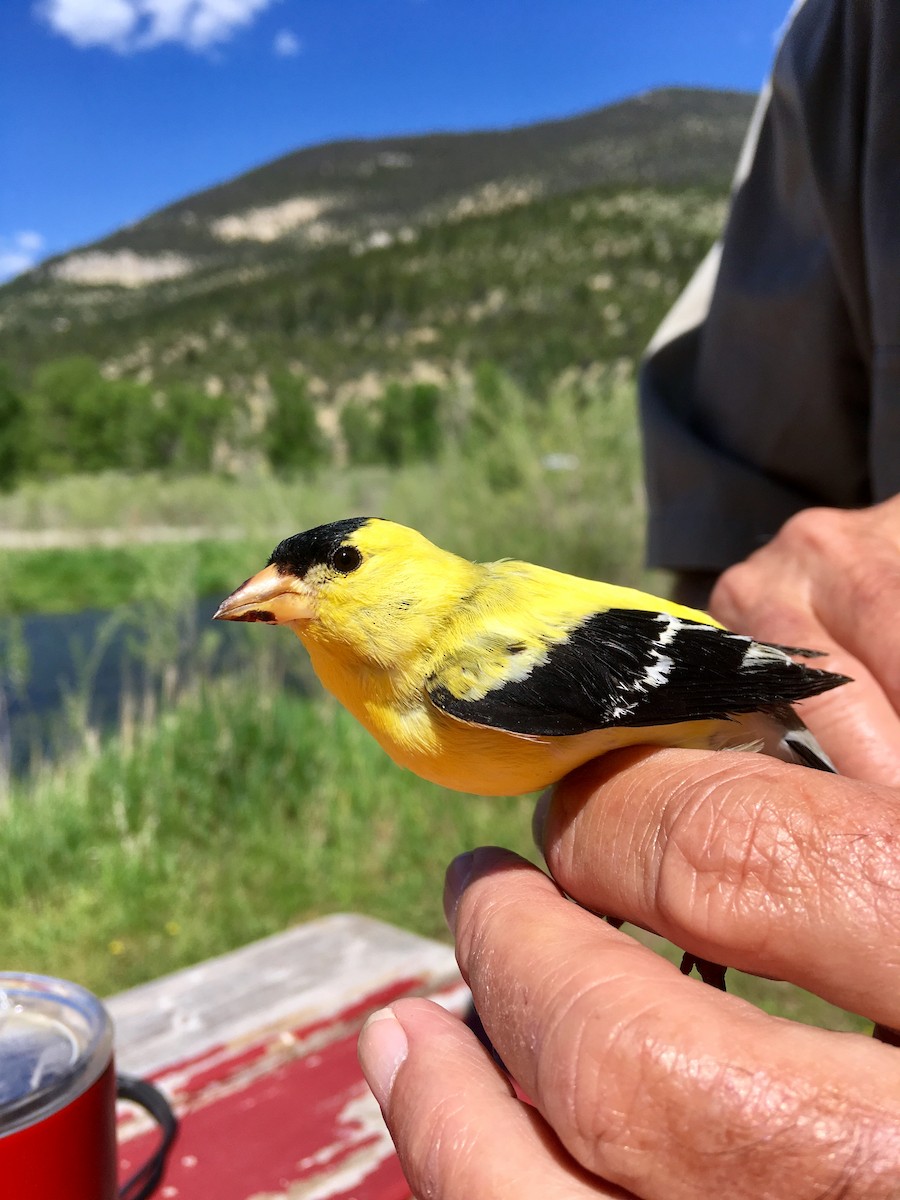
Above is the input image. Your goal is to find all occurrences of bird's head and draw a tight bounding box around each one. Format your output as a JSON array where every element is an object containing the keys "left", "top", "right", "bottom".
[{"left": 213, "top": 517, "right": 478, "bottom": 665}]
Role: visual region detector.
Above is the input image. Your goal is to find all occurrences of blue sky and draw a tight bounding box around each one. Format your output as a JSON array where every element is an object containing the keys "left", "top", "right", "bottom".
[{"left": 1, "top": 1, "right": 793, "bottom": 281}]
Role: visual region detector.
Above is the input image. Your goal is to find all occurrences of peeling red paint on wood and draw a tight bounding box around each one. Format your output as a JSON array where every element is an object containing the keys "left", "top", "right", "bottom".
[
  {"left": 162, "top": 974, "right": 431, "bottom": 1099},
  {"left": 120, "top": 1028, "right": 409, "bottom": 1198},
  {"left": 116, "top": 961, "right": 468, "bottom": 1199}
]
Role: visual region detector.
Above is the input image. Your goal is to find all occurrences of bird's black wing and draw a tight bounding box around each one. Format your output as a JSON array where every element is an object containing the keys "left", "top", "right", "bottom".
[{"left": 426, "top": 609, "right": 850, "bottom": 736}]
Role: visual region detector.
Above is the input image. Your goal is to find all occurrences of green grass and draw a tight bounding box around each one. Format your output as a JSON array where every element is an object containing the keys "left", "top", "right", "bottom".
[
  {"left": 0, "top": 540, "right": 275, "bottom": 615},
  {"left": 0, "top": 669, "right": 537, "bottom": 995},
  {"left": 0, "top": 665, "right": 867, "bottom": 1033},
  {"left": 0, "top": 456, "right": 402, "bottom": 538}
]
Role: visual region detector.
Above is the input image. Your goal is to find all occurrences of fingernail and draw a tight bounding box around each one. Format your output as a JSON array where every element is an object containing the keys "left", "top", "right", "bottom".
[
  {"left": 532, "top": 789, "right": 552, "bottom": 851},
  {"left": 443, "top": 850, "right": 475, "bottom": 933},
  {"left": 358, "top": 1007, "right": 408, "bottom": 1110}
]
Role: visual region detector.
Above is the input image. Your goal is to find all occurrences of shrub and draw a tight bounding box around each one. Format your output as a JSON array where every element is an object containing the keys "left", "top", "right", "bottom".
[
  {"left": 266, "top": 371, "right": 327, "bottom": 473},
  {"left": 0, "top": 363, "right": 27, "bottom": 490}
]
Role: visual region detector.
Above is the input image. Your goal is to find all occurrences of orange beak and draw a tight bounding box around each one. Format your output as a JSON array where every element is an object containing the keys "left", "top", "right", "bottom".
[{"left": 213, "top": 564, "right": 315, "bottom": 625}]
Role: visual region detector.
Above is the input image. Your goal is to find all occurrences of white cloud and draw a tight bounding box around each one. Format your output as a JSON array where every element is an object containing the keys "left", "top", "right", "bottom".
[
  {"left": 36, "top": 0, "right": 278, "bottom": 53},
  {"left": 273, "top": 28, "right": 301, "bottom": 56},
  {"left": 16, "top": 231, "right": 46, "bottom": 253},
  {"left": 36, "top": 0, "right": 137, "bottom": 49},
  {"left": 0, "top": 232, "right": 46, "bottom": 283}
]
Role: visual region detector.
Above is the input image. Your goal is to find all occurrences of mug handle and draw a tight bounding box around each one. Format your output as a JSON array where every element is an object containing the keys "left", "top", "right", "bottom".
[{"left": 116, "top": 1074, "right": 179, "bottom": 1200}]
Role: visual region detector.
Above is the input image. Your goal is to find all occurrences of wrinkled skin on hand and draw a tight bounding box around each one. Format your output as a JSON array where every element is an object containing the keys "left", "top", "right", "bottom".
[
  {"left": 708, "top": 496, "right": 900, "bottom": 787},
  {"left": 357, "top": 499, "right": 900, "bottom": 1198},
  {"left": 359, "top": 747, "right": 900, "bottom": 1200}
]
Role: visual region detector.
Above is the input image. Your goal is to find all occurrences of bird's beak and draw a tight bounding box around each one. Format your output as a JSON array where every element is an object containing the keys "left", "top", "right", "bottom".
[{"left": 213, "top": 564, "right": 314, "bottom": 625}]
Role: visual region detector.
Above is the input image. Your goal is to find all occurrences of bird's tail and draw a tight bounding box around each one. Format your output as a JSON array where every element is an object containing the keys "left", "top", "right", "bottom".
[
  {"left": 722, "top": 706, "right": 837, "bottom": 772},
  {"left": 769, "top": 704, "right": 837, "bottom": 772}
]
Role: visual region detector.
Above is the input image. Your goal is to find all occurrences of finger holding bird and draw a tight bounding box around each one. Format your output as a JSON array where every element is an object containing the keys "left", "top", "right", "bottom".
[{"left": 214, "top": 517, "right": 850, "bottom": 796}]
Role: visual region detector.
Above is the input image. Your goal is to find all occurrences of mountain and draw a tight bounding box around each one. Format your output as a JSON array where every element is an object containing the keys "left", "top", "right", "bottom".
[{"left": 0, "top": 87, "right": 753, "bottom": 393}]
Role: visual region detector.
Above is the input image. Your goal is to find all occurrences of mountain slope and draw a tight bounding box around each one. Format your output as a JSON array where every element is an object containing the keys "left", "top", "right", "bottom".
[
  {"left": 0, "top": 87, "right": 752, "bottom": 394},
  {"left": 90, "top": 86, "right": 752, "bottom": 253},
  {"left": 3, "top": 88, "right": 751, "bottom": 295}
]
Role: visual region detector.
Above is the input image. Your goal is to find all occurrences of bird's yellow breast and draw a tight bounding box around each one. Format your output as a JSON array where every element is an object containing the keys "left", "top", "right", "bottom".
[
  {"left": 305, "top": 634, "right": 736, "bottom": 792},
  {"left": 292, "top": 550, "right": 726, "bottom": 795},
  {"left": 298, "top": 613, "right": 728, "bottom": 796}
]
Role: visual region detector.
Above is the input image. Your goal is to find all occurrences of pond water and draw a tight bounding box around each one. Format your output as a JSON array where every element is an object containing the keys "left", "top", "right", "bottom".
[{"left": 1, "top": 598, "right": 239, "bottom": 775}]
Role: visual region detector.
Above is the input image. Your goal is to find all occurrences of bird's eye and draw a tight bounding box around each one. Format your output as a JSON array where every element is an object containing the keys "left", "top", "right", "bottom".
[{"left": 331, "top": 545, "right": 363, "bottom": 574}]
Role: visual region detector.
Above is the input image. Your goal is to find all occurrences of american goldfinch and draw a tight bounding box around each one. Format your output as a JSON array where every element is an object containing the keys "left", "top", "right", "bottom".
[{"left": 214, "top": 517, "right": 849, "bottom": 796}]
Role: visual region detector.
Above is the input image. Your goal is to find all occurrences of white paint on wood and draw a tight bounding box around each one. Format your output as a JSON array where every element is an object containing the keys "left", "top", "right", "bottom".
[{"left": 108, "top": 913, "right": 463, "bottom": 1076}]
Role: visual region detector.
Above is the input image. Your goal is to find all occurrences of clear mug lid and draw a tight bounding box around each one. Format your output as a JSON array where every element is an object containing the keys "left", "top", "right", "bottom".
[{"left": 0, "top": 973, "right": 113, "bottom": 1137}]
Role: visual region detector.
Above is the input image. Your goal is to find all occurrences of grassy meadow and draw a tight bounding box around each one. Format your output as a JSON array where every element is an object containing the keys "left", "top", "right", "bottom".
[
  {"left": 0, "top": 367, "right": 869, "bottom": 1035},
  {"left": 3, "top": 675, "right": 537, "bottom": 994},
  {"left": 1, "top": 370, "right": 645, "bottom": 990}
]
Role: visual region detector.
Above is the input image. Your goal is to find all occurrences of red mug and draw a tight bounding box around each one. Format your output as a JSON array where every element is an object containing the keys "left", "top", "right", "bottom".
[{"left": 0, "top": 972, "right": 117, "bottom": 1199}]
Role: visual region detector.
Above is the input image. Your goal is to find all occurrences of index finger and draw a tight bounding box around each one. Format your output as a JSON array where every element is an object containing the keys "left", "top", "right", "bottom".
[{"left": 540, "top": 747, "right": 900, "bottom": 1028}]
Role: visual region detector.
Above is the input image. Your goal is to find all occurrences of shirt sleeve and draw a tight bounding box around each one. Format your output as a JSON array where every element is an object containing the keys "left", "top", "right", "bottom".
[{"left": 640, "top": 0, "right": 900, "bottom": 573}]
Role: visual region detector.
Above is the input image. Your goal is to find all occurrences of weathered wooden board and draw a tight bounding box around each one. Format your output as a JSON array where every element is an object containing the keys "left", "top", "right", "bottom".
[{"left": 110, "top": 914, "right": 468, "bottom": 1199}]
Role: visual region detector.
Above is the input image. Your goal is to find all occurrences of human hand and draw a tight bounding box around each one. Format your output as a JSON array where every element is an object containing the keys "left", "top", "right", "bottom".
[
  {"left": 709, "top": 497, "right": 900, "bottom": 786},
  {"left": 358, "top": 748, "right": 900, "bottom": 1199}
]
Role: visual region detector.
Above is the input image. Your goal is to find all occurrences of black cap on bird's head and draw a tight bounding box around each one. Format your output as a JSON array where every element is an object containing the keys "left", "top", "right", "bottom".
[
  {"left": 213, "top": 517, "right": 379, "bottom": 624},
  {"left": 267, "top": 516, "right": 372, "bottom": 579}
]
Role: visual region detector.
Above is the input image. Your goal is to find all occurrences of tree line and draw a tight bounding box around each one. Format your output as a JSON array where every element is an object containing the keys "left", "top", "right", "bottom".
[{"left": 0, "top": 355, "right": 448, "bottom": 490}]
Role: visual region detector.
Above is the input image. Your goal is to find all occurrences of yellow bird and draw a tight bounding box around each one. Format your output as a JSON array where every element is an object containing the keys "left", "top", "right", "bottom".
[{"left": 213, "top": 517, "right": 849, "bottom": 796}]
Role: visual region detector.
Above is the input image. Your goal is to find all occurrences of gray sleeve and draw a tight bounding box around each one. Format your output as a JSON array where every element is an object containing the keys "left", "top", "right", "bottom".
[{"left": 640, "top": 0, "right": 900, "bottom": 573}]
